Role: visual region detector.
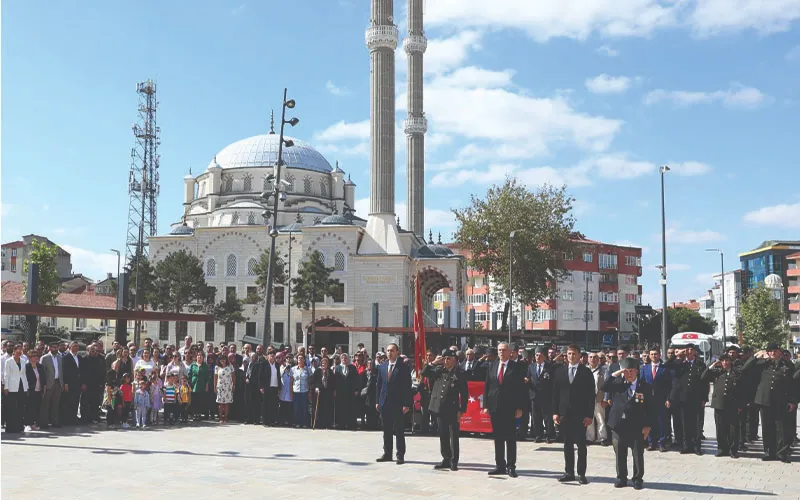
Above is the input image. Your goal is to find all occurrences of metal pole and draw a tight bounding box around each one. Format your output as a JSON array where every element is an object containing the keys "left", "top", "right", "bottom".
[
  {"left": 287, "top": 233, "right": 293, "bottom": 348},
  {"left": 585, "top": 273, "right": 589, "bottom": 348},
  {"left": 111, "top": 249, "right": 121, "bottom": 308},
  {"left": 660, "top": 166, "right": 669, "bottom": 358},
  {"left": 508, "top": 234, "right": 513, "bottom": 344},
  {"left": 720, "top": 252, "right": 727, "bottom": 349}
]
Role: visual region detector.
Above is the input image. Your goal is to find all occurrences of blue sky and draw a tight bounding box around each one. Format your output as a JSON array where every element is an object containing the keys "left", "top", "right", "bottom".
[{"left": 2, "top": 0, "right": 799, "bottom": 308}]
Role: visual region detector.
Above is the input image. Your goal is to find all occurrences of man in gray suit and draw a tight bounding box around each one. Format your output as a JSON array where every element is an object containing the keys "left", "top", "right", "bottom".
[{"left": 40, "top": 342, "right": 64, "bottom": 428}]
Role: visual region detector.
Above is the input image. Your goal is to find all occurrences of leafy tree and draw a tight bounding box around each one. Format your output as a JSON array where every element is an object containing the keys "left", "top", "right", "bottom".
[
  {"left": 212, "top": 289, "right": 247, "bottom": 326},
  {"left": 740, "top": 284, "right": 788, "bottom": 349},
  {"left": 127, "top": 252, "right": 156, "bottom": 310},
  {"left": 22, "top": 239, "right": 61, "bottom": 306},
  {"left": 291, "top": 250, "right": 340, "bottom": 344},
  {"left": 149, "top": 250, "right": 215, "bottom": 313},
  {"left": 637, "top": 307, "right": 717, "bottom": 345},
  {"left": 249, "top": 248, "right": 288, "bottom": 304},
  {"left": 453, "top": 178, "right": 580, "bottom": 330}
]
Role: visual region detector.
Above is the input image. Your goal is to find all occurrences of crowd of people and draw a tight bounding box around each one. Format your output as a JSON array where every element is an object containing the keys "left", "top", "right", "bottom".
[{"left": 2, "top": 335, "right": 798, "bottom": 489}]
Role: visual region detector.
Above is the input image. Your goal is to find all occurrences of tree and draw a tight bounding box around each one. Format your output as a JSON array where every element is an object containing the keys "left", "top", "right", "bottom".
[
  {"left": 740, "top": 284, "right": 788, "bottom": 349},
  {"left": 637, "top": 307, "right": 717, "bottom": 345},
  {"left": 127, "top": 252, "right": 156, "bottom": 310},
  {"left": 22, "top": 239, "right": 61, "bottom": 306},
  {"left": 291, "top": 250, "right": 340, "bottom": 344},
  {"left": 249, "top": 248, "right": 288, "bottom": 304},
  {"left": 212, "top": 289, "right": 247, "bottom": 326},
  {"left": 149, "top": 250, "right": 215, "bottom": 313},
  {"left": 453, "top": 178, "right": 580, "bottom": 330}
]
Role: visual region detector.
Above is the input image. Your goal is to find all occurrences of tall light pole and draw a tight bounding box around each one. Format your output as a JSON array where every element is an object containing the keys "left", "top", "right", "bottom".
[
  {"left": 706, "top": 248, "right": 727, "bottom": 349},
  {"left": 110, "top": 249, "right": 121, "bottom": 307},
  {"left": 284, "top": 228, "right": 298, "bottom": 348},
  {"left": 659, "top": 165, "right": 670, "bottom": 358},
  {"left": 262, "top": 88, "right": 299, "bottom": 346},
  {"left": 509, "top": 231, "right": 516, "bottom": 345}
]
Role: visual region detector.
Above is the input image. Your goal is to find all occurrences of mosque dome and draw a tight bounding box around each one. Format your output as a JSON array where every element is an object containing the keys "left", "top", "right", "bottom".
[
  {"left": 319, "top": 214, "right": 352, "bottom": 226},
  {"left": 208, "top": 134, "right": 333, "bottom": 173},
  {"left": 764, "top": 274, "right": 783, "bottom": 289},
  {"left": 170, "top": 224, "right": 194, "bottom": 236}
]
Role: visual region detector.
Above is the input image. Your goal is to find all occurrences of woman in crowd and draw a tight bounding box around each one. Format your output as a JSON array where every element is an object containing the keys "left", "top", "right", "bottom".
[
  {"left": 134, "top": 349, "right": 156, "bottom": 377},
  {"left": 25, "top": 350, "right": 44, "bottom": 431},
  {"left": 278, "top": 354, "right": 293, "bottom": 427},
  {"left": 113, "top": 347, "right": 134, "bottom": 386},
  {"left": 164, "top": 352, "right": 187, "bottom": 381},
  {"left": 230, "top": 353, "right": 246, "bottom": 422},
  {"left": 214, "top": 355, "right": 235, "bottom": 423},
  {"left": 189, "top": 352, "right": 211, "bottom": 420},
  {"left": 290, "top": 353, "right": 311, "bottom": 428},
  {"left": 3, "top": 344, "right": 29, "bottom": 433},
  {"left": 311, "top": 355, "right": 335, "bottom": 429}
]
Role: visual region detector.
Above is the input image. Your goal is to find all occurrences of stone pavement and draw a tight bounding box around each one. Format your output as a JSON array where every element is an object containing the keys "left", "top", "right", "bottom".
[{"left": 2, "top": 406, "right": 797, "bottom": 500}]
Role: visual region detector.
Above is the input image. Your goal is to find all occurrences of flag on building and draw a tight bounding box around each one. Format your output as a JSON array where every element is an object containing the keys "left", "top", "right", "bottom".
[{"left": 413, "top": 269, "right": 426, "bottom": 382}]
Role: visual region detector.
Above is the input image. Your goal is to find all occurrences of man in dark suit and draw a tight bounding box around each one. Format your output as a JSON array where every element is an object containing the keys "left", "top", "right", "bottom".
[
  {"left": 526, "top": 346, "right": 556, "bottom": 443},
  {"left": 375, "top": 343, "right": 413, "bottom": 465},
  {"left": 61, "top": 341, "right": 84, "bottom": 425},
  {"left": 669, "top": 344, "right": 707, "bottom": 455},
  {"left": 422, "top": 348, "right": 469, "bottom": 471},
  {"left": 334, "top": 353, "right": 359, "bottom": 430},
  {"left": 606, "top": 358, "right": 654, "bottom": 490},
  {"left": 80, "top": 344, "right": 106, "bottom": 423},
  {"left": 640, "top": 347, "right": 675, "bottom": 451},
  {"left": 245, "top": 346, "right": 262, "bottom": 424},
  {"left": 481, "top": 342, "right": 527, "bottom": 478},
  {"left": 459, "top": 348, "right": 483, "bottom": 381},
  {"left": 603, "top": 345, "right": 631, "bottom": 445},
  {"left": 552, "top": 344, "right": 595, "bottom": 485},
  {"left": 258, "top": 351, "right": 282, "bottom": 426}
]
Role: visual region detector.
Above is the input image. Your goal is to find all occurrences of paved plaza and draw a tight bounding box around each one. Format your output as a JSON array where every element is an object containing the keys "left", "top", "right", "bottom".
[{"left": 2, "top": 407, "right": 797, "bottom": 499}]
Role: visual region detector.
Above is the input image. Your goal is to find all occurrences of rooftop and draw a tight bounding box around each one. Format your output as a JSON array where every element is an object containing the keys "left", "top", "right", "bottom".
[{"left": 1, "top": 281, "right": 117, "bottom": 309}]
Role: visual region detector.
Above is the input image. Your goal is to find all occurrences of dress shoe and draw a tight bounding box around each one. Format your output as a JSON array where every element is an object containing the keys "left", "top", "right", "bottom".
[
  {"left": 614, "top": 479, "right": 628, "bottom": 488},
  {"left": 601, "top": 440, "right": 611, "bottom": 447},
  {"left": 659, "top": 445, "right": 667, "bottom": 453},
  {"left": 396, "top": 456, "right": 405, "bottom": 465},
  {"left": 761, "top": 455, "right": 777, "bottom": 462},
  {"left": 507, "top": 467, "right": 518, "bottom": 478},
  {"left": 488, "top": 468, "right": 507, "bottom": 476},
  {"left": 633, "top": 481, "right": 643, "bottom": 490},
  {"left": 434, "top": 461, "right": 451, "bottom": 470},
  {"left": 376, "top": 455, "right": 393, "bottom": 463},
  {"left": 699, "top": 434, "right": 707, "bottom": 440},
  {"left": 557, "top": 474, "right": 576, "bottom": 482},
  {"left": 535, "top": 437, "right": 544, "bottom": 443},
  {"left": 578, "top": 476, "right": 589, "bottom": 485},
  {"left": 779, "top": 455, "right": 791, "bottom": 464},
  {"left": 694, "top": 448, "right": 703, "bottom": 456},
  {"left": 450, "top": 463, "right": 459, "bottom": 471},
  {"left": 715, "top": 450, "right": 726, "bottom": 457},
  {"left": 739, "top": 443, "right": 748, "bottom": 451},
  {"left": 680, "top": 448, "right": 691, "bottom": 455},
  {"left": 546, "top": 438, "right": 555, "bottom": 444},
  {"left": 730, "top": 451, "right": 740, "bottom": 459},
  {"left": 647, "top": 444, "right": 655, "bottom": 452}
]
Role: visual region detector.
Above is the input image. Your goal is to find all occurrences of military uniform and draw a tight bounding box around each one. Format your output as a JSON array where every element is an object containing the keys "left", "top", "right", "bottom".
[
  {"left": 421, "top": 351, "right": 469, "bottom": 470},
  {"left": 701, "top": 363, "right": 742, "bottom": 457},
  {"left": 669, "top": 353, "right": 707, "bottom": 454}
]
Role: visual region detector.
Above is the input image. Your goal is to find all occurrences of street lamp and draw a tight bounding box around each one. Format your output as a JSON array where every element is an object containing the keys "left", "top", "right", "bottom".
[
  {"left": 284, "top": 228, "right": 299, "bottom": 348},
  {"left": 110, "top": 249, "right": 121, "bottom": 309},
  {"left": 509, "top": 229, "right": 529, "bottom": 344},
  {"left": 262, "top": 88, "right": 299, "bottom": 346},
  {"left": 659, "top": 165, "right": 670, "bottom": 358},
  {"left": 706, "top": 248, "right": 727, "bottom": 349}
]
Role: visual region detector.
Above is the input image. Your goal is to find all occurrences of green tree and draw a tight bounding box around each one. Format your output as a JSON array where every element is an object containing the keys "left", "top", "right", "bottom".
[
  {"left": 740, "top": 284, "right": 788, "bottom": 349},
  {"left": 127, "top": 252, "right": 156, "bottom": 310},
  {"left": 637, "top": 307, "right": 717, "bottom": 345},
  {"left": 249, "top": 248, "right": 288, "bottom": 304},
  {"left": 212, "top": 289, "right": 247, "bottom": 326},
  {"left": 149, "top": 250, "right": 215, "bottom": 313},
  {"left": 22, "top": 239, "right": 61, "bottom": 306},
  {"left": 291, "top": 250, "right": 340, "bottom": 343},
  {"left": 453, "top": 178, "right": 580, "bottom": 330}
]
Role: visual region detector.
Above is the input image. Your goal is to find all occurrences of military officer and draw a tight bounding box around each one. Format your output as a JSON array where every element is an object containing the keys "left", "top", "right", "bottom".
[
  {"left": 701, "top": 354, "right": 742, "bottom": 458},
  {"left": 742, "top": 343, "right": 798, "bottom": 463},
  {"left": 669, "top": 343, "right": 707, "bottom": 455},
  {"left": 421, "top": 348, "right": 469, "bottom": 471}
]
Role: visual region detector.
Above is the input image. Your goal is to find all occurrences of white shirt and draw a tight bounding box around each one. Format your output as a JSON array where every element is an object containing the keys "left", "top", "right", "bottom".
[
  {"left": 343, "top": 364, "right": 349, "bottom": 377},
  {"left": 568, "top": 363, "right": 579, "bottom": 383},
  {"left": 497, "top": 361, "right": 508, "bottom": 379},
  {"left": 388, "top": 362, "right": 395, "bottom": 374},
  {"left": 51, "top": 353, "right": 60, "bottom": 380},
  {"left": 269, "top": 363, "right": 278, "bottom": 388},
  {"left": 71, "top": 353, "right": 80, "bottom": 368}
]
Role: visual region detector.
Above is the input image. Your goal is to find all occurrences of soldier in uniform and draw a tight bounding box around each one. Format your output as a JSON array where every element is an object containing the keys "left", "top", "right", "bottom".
[
  {"left": 669, "top": 344, "right": 707, "bottom": 455},
  {"left": 421, "top": 348, "right": 469, "bottom": 471},
  {"left": 701, "top": 354, "right": 742, "bottom": 458},
  {"left": 742, "top": 343, "right": 799, "bottom": 463}
]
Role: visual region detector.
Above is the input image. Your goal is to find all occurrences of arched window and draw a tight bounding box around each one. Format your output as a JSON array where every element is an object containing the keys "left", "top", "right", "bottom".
[
  {"left": 243, "top": 174, "right": 253, "bottom": 192},
  {"left": 320, "top": 179, "right": 328, "bottom": 197},
  {"left": 222, "top": 175, "right": 233, "bottom": 193},
  {"left": 226, "top": 254, "right": 237, "bottom": 276},
  {"left": 247, "top": 258, "right": 258, "bottom": 276},
  {"left": 247, "top": 212, "right": 256, "bottom": 225},
  {"left": 285, "top": 175, "right": 295, "bottom": 192},
  {"left": 206, "top": 258, "right": 216, "bottom": 277},
  {"left": 231, "top": 212, "right": 239, "bottom": 225},
  {"left": 334, "top": 251, "right": 346, "bottom": 271},
  {"left": 303, "top": 176, "right": 313, "bottom": 194}
]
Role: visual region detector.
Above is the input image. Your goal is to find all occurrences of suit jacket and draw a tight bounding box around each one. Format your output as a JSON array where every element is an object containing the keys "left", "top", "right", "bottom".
[
  {"left": 40, "top": 352, "right": 64, "bottom": 389},
  {"left": 25, "top": 363, "right": 45, "bottom": 393},
  {"left": 2, "top": 357, "right": 29, "bottom": 393},
  {"left": 527, "top": 360, "right": 555, "bottom": 402},
  {"left": 246, "top": 357, "right": 261, "bottom": 387},
  {"left": 83, "top": 354, "right": 105, "bottom": 387},
  {"left": 605, "top": 377, "right": 655, "bottom": 438},
  {"left": 482, "top": 359, "right": 527, "bottom": 414},
  {"left": 62, "top": 352, "right": 83, "bottom": 389},
  {"left": 422, "top": 364, "right": 469, "bottom": 416},
  {"left": 670, "top": 359, "right": 709, "bottom": 404},
  {"left": 588, "top": 364, "right": 607, "bottom": 403},
  {"left": 375, "top": 359, "right": 413, "bottom": 413},
  {"left": 459, "top": 359, "right": 483, "bottom": 381},
  {"left": 701, "top": 367, "right": 742, "bottom": 411},
  {"left": 257, "top": 361, "right": 283, "bottom": 391},
  {"left": 334, "top": 364, "right": 360, "bottom": 399},
  {"left": 640, "top": 361, "right": 675, "bottom": 403},
  {"left": 742, "top": 357, "right": 798, "bottom": 408},
  {"left": 603, "top": 361, "right": 622, "bottom": 401},
  {"left": 551, "top": 364, "right": 595, "bottom": 421},
  {"left": 311, "top": 367, "right": 335, "bottom": 396}
]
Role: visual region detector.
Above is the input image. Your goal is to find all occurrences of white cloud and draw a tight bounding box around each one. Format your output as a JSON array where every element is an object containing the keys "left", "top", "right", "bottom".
[
  {"left": 353, "top": 198, "right": 456, "bottom": 229},
  {"left": 644, "top": 84, "right": 767, "bottom": 108},
  {"left": 433, "top": 66, "right": 515, "bottom": 89},
  {"left": 742, "top": 202, "right": 800, "bottom": 228},
  {"left": 325, "top": 81, "right": 350, "bottom": 96},
  {"left": 585, "top": 74, "right": 631, "bottom": 94},
  {"left": 668, "top": 161, "right": 712, "bottom": 176},
  {"left": 663, "top": 227, "right": 726, "bottom": 244},
  {"left": 689, "top": 0, "right": 800, "bottom": 36},
  {"left": 581, "top": 153, "right": 655, "bottom": 179},
  {"left": 424, "top": 31, "right": 483, "bottom": 75},
  {"left": 61, "top": 245, "right": 119, "bottom": 282},
  {"left": 596, "top": 45, "right": 619, "bottom": 57},
  {"left": 668, "top": 263, "right": 692, "bottom": 272},
  {"left": 313, "top": 120, "right": 369, "bottom": 142},
  {"left": 695, "top": 272, "right": 717, "bottom": 284}
]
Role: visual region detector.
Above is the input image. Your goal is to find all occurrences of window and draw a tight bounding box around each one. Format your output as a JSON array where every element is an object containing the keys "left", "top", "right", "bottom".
[
  {"left": 285, "top": 175, "right": 295, "bottom": 192},
  {"left": 561, "top": 290, "right": 574, "bottom": 301},
  {"left": 226, "top": 286, "right": 237, "bottom": 300},
  {"left": 303, "top": 176, "right": 312, "bottom": 194},
  {"left": 226, "top": 254, "right": 237, "bottom": 276},
  {"left": 563, "top": 272, "right": 574, "bottom": 283},
  {"left": 582, "top": 310, "right": 594, "bottom": 321},
  {"left": 584, "top": 272, "right": 593, "bottom": 282},
  {"left": 468, "top": 293, "right": 488, "bottom": 304},
  {"left": 231, "top": 212, "right": 240, "bottom": 225},
  {"left": 531, "top": 309, "right": 557, "bottom": 322},
  {"left": 625, "top": 256, "right": 642, "bottom": 267},
  {"left": 562, "top": 310, "right": 575, "bottom": 321},
  {"left": 76, "top": 318, "right": 87, "bottom": 329},
  {"left": 625, "top": 293, "right": 637, "bottom": 304},
  {"left": 563, "top": 251, "right": 574, "bottom": 260},
  {"left": 625, "top": 312, "right": 637, "bottom": 323},
  {"left": 473, "top": 311, "right": 489, "bottom": 322},
  {"left": 600, "top": 273, "right": 617, "bottom": 284},
  {"left": 205, "top": 321, "right": 215, "bottom": 342},
  {"left": 583, "top": 252, "right": 593, "bottom": 263},
  {"left": 159, "top": 321, "right": 169, "bottom": 341},
  {"left": 331, "top": 282, "right": 345, "bottom": 303},
  {"left": 599, "top": 253, "right": 618, "bottom": 269},
  {"left": 224, "top": 323, "right": 235, "bottom": 343},
  {"left": 222, "top": 175, "right": 233, "bottom": 192},
  {"left": 11, "top": 261, "right": 16, "bottom": 272},
  {"left": 320, "top": 179, "right": 328, "bottom": 197},
  {"left": 243, "top": 174, "right": 252, "bottom": 192},
  {"left": 247, "top": 212, "right": 256, "bottom": 225},
  {"left": 296, "top": 322, "right": 304, "bottom": 344},
  {"left": 11, "top": 249, "right": 17, "bottom": 257},
  {"left": 274, "top": 286, "right": 285, "bottom": 305},
  {"left": 584, "top": 291, "right": 593, "bottom": 302},
  {"left": 600, "top": 292, "right": 619, "bottom": 303},
  {"left": 246, "top": 322, "right": 257, "bottom": 339},
  {"left": 334, "top": 251, "right": 345, "bottom": 271},
  {"left": 637, "top": 295, "right": 642, "bottom": 305},
  {"left": 176, "top": 321, "right": 188, "bottom": 339},
  {"left": 247, "top": 258, "right": 258, "bottom": 276},
  {"left": 273, "top": 322, "right": 284, "bottom": 343},
  {"left": 624, "top": 275, "right": 637, "bottom": 285},
  {"left": 246, "top": 286, "right": 258, "bottom": 302}
]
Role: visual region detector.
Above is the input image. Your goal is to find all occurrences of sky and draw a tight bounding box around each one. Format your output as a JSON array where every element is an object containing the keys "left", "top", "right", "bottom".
[{"left": 2, "top": 0, "right": 799, "bottom": 308}]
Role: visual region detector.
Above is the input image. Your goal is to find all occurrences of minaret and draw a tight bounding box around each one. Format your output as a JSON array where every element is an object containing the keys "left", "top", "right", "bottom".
[{"left": 404, "top": 0, "right": 427, "bottom": 239}]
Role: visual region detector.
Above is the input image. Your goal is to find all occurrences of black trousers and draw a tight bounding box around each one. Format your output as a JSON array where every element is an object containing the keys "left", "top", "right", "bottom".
[
  {"left": 679, "top": 402, "right": 701, "bottom": 451},
  {"left": 62, "top": 386, "right": 81, "bottom": 424},
  {"left": 26, "top": 391, "right": 43, "bottom": 426},
  {"left": 518, "top": 407, "right": 530, "bottom": 437},
  {"left": 670, "top": 404, "right": 683, "bottom": 444},
  {"left": 612, "top": 430, "right": 645, "bottom": 482},
  {"left": 279, "top": 400, "right": 292, "bottom": 426},
  {"left": 531, "top": 399, "right": 555, "bottom": 439},
  {"left": 245, "top": 385, "right": 261, "bottom": 423},
  {"left": 381, "top": 407, "right": 406, "bottom": 458},
  {"left": 335, "top": 395, "right": 356, "bottom": 429},
  {"left": 760, "top": 405, "right": 791, "bottom": 458},
  {"left": 561, "top": 415, "right": 588, "bottom": 476},
  {"left": 436, "top": 413, "right": 461, "bottom": 465},
  {"left": 315, "top": 394, "right": 334, "bottom": 429},
  {"left": 714, "top": 408, "right": 739, "bottom": 453},
  {"left": 80, "top": 385, "right": 103, "bottom": 421},
  {"left": 420, "top": 391, "right": 436, "bottom": 433},
  {"left": 490, "top": 410, "right": 517, "bottom": 469},
  {"left": 746, "top": 404, "right": 760, "bottom": 440},
  {"left": 4, "top": 391, "right": 26, "bottom": 433},
  {"left": 261, "top": 387, "right": 278, "bottom": 425}
]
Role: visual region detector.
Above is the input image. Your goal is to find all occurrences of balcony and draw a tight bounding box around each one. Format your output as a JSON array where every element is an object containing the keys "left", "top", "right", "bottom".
[
  {"left": 787, "top": 266, "right": 800, "bottom": 277},
  {"left": 365, "top": 25, "right": 399, "bottom": 50}
]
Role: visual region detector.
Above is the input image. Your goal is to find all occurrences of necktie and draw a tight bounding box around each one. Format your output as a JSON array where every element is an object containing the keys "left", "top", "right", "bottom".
[
  {"left": 628, "top": 384, "right": 634, "bottom": 399},
  {"left": 569, "top": 366, "right": 576, "bottom": 383},
  {"left": 388, "top": 364, "right": 393, "bottom": 381},
  {"left": 537, "top": 364, "right": 542, "bottom": 377},
  {"left": 652, "top": 365, "right": 657, "bottom": 380},
  {"left": 498, "top": 363, "right": 505, "bottom": 384}
]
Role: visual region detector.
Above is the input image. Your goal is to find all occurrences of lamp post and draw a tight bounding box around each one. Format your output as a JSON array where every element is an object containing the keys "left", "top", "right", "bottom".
[
  {"left": 262, "top": 88, "right": 299, "bottom": 346},
  {"left": 509, "top": 229, "right": 529, "bottom": 345},
  {"left": 659, "top": 165, "right": 670, "bottom": 358},
  {"left": 110, "top": 248, "right": 121, "bottom": 307},
  {"left": 706, "top": 248, "right": 727, "bottom": 349},
  {"left": 285, "top": 229, "right": 298, "bottom": 348}
]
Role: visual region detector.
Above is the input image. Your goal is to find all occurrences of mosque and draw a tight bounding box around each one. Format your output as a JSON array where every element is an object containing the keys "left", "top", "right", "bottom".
[{"left": 146, "top": 0, "right": 466, "bottom": 353}]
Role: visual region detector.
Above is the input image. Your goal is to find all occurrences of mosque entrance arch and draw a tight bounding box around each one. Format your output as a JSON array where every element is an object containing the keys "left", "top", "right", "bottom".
[
  {"left": 313, "top": 317, "right": 349, "bottom": 353},
  {"left": 414, "top": 266, "right": 455, "bottom": 354}
]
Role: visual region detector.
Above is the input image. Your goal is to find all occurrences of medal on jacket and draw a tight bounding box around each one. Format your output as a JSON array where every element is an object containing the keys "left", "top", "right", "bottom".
[{"left": 635, "top": 392, "right": 644, "bottom": 404}]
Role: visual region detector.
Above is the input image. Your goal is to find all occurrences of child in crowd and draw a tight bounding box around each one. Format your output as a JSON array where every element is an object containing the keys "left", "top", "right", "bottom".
[
  {"left": 120, "top": 373, "right": 134, "bottom": 429},
  {"left": 163, "top": 373, "right": 178, "bottom": 425},
  {"left": 179, "top": 376, "right": 191, "bottom": 424},
  {"left": 103, "top": 383, "right": 123, "bottom": 430},
  {"left": 150, "top": 370, "right": 164, "bottom": 425},
  {"left": 133, "top": 380, "right": 151, "bottom": 429}
]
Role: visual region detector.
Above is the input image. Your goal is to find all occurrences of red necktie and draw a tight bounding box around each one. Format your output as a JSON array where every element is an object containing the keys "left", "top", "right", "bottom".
[
  {"left": 652, "top": 365, "right": 657, "bottom": 380},
  {"left": 498, "top": 363, "right": 505, "bottom": 384}
]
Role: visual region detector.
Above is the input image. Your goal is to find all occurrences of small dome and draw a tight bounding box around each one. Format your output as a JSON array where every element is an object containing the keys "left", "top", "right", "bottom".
[
  {"left": 279, "top": 222, "right": 303, "bottom": 233},
  {"left": 428, "top": 244, "right": 454, "bottom": 257},
  {"left": 319, "top": 214, "right": 352, "bottom": 226},
  {"left": 209, "top": 134, "right": 333, "bottom": 173},
  {"left": 414, "top": 245, "right": 437, "bottom": 258},
  {"left": 764, "top": 274, "right": 783, "bottom": 289},
  {"left": 170, "top": 224, "right": 194, "bottom": 236}
]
